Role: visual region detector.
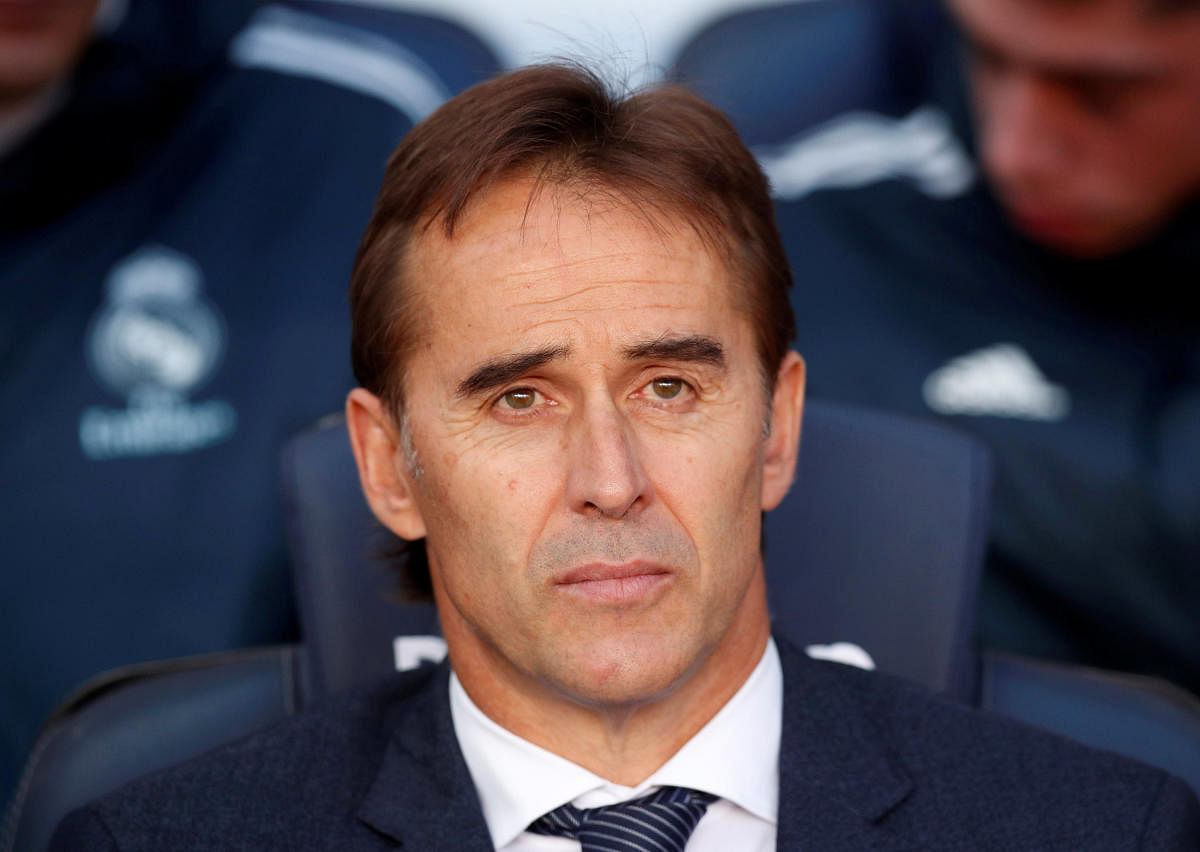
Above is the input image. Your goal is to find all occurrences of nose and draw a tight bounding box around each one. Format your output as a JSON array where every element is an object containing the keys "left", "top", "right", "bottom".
[
  {"left": 565, "top": 397, "right": 650, "bottom": 519},
  {"left": 980, "top": 73, "right": 1069, "bottom": 189}
]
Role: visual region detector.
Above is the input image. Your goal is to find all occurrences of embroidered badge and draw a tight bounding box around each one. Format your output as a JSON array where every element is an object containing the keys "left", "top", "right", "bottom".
[{"left": 80, "top": 245, "right": 237, "bottom": 459}]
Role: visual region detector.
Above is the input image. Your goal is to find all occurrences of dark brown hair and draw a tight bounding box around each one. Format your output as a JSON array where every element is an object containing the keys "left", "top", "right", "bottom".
[{"left": 348, "top": 63, "right": 795, "bottom": 598}]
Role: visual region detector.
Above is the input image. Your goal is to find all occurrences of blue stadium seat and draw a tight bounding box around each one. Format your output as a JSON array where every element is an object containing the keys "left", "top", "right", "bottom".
[
  {"left": 280, "top": 415, "right": 441, "bottom": 698},
  {"left": 982, "top": 651, "right": 1200, "bottom": 797},
  {"left": 766, "top": 400, "right": 989, "bottom": 699},
  {"left": 2, "top": 649, "right": 302, "bottom": 852},
  {"left": 670, "top": 0, "right": 946, "bottom": 147}
]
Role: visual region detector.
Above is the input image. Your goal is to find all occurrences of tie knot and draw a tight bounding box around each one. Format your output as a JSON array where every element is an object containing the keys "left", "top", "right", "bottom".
[{"left": 528, "top": 786, "right": 717, "bottom": 852}]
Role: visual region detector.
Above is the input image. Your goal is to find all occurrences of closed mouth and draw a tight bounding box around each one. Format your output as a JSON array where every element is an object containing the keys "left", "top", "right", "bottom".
[{"left": 554, "top": 561, "right": 674, "bottom": 604}]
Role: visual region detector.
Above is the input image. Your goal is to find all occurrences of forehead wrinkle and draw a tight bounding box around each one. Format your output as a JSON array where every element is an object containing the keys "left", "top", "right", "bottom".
[
  {"left": 498, "top": 225, "right": 706, "bottom": 269},
  {"left": 504, "top": 249, "right": 698, "bottom": 285},
  {"left": 507, "top": 281, "right": 629, "bottom": 309},
  {"left": 516, "top": 293, "right": 698, "bottom": 316},
  {"left": 434, "top": 266, "right": 691, "bottom": 330}
]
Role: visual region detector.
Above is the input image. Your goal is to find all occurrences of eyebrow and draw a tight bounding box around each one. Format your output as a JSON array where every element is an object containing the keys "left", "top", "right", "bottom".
[
  {"left": 455, "top": 335, "right": 726, "bottom": 399},
  {"left": 456, "top": 344, "right": 570, "bottom": 398},
  {"left": 622, "top": 334, "right": 726, "bottom": 368},
  {"left": 963, "top": 29, "right": 1165, "bottom": 85}
]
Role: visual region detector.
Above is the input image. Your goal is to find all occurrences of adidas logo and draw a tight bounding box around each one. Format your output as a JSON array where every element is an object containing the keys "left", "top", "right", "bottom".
[
  {"left": 922, "top": 343, "right": 1070, "bottom": 421},
  {"left": 756, "top": 106, "right": 976, "bottom": 201}
]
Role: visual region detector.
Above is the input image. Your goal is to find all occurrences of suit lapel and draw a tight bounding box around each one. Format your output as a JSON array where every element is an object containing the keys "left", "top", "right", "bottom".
[
  {"left": 356, "top": 663, "right": 494, "bottom": 850},
  {"left": 352, "top": 640, "right": 919, "bottom": 850},
  {"left": 774, "top": 637, "right": 916, "bottom": 851}
]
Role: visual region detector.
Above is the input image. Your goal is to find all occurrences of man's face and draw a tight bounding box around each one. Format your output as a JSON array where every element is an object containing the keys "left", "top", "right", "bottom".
[
  {"left": 353, "top": 178, "right": 803, "bottom": 716},
  {"left": 947, "top": 0, "right": 1200, "bottom": 257},
  {"left": 0, "top": 0, "right": 99, "bottom": 110}
]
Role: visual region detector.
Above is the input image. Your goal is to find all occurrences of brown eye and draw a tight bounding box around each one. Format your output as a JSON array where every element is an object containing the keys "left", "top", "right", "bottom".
[
  {"left": 651, "top": 378, "right": 684, "bottom": 399},
  {"left": 501, "top": 388, "right": 537, "bottom": 409}
]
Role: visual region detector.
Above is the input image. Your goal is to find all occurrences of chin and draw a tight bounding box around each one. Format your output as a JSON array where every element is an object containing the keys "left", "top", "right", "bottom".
[
  {"left": 1031, "top": 228, "right": 1147, "bottom": 259},
  {"left": 551, "top": 631, "right": 704, "bottom": 708},
  {"left": 1003, "top": 198, "right": 1152, "bottom": 258}
]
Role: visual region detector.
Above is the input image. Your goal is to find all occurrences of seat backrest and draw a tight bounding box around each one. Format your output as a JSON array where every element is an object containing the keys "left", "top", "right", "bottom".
[
  {"left": 282, "top": 398, "right": 992, "bottom": 701},
  {"left": 765, "top": 400, "right": 990, "bottom": 699},
  {"left": 670, "top": 0, "right": 947, "bottom": 147},
  {"left": 280, "top": 415, "right": 441, "bottom": 701},
  {"left": 2, "top": 648, "right": 302, "bottom": 852},
  {"left": 982, "top": 651, "right": 1200, "bottom": 798},
  {"left": 288, "top": 0, "right": 502, "bottom": 96}
]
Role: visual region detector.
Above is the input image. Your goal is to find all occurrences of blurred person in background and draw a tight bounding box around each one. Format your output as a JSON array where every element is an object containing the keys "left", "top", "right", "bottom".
[
  {"left": 0, "top": 0, "right": 497, "bottom": 808},
  {"left": 675, "top": 0, "right": 1200, "bottom": 694}
]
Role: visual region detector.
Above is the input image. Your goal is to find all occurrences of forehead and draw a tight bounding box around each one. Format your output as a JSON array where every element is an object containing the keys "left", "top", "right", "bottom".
[
  {"left": 947, "top": 0, "right": 1200, "bottom": 71},
  {"left": 403, "top": 179, "right": 745, "bottom": 366}
]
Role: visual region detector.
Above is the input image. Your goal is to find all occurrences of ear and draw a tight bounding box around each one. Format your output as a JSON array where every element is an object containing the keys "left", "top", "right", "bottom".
[
  {"left": 761, "top": 351, "right": 806, "bottom": 512},
  {"left": 345, "top": 387, "right": 428, "bottom": 541}
]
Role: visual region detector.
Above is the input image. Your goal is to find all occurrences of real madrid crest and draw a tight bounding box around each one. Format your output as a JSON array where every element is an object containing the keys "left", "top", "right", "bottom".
[{"left": 79, "top": 245, "right": 238, "bottom": 459}]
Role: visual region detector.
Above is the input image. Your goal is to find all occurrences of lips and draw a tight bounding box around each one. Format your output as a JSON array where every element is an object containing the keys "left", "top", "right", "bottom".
[{"left": 554, "top": 561, "right": 673, "bottom": 604}]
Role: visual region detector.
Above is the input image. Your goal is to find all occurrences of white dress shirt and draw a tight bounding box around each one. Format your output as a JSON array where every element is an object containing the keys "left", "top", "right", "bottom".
[{"left": 449, "top": 639, "right": 782, "bottom": 851}]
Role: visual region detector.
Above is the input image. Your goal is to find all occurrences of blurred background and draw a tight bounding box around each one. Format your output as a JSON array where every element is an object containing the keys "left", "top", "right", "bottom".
[{"left": 365, "top": 0, "right": 769, "bottom": 76}]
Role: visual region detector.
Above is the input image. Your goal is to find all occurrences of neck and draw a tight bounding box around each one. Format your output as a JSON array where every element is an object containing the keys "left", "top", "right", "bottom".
[{"left": 445, "top": 570, "right": 772, "bottom": 786}]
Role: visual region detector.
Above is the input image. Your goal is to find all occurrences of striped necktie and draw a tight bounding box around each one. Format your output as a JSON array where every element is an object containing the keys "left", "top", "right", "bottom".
[{"left": 527, "top": 785, "right": 718, "bottom": 852}]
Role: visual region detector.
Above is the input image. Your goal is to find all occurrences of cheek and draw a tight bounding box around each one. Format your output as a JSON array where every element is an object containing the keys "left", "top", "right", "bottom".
[
  {"left": 1123, "top": 131, "right": 1200, "bottom": 208},
  {"left": 645, "top": 423, "right": 764, "bottom": 552},
  {"left": 417, "top": 433, "right": 563, "bottom": 577}
]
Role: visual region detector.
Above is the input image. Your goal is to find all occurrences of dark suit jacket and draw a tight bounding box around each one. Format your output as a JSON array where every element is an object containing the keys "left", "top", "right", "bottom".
[{"left": 51, "top": 637, "right": 1200, "bottom": 850}]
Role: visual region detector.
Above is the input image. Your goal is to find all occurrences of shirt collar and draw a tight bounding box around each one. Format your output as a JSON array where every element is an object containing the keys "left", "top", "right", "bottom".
[{"left": 449, "top": 638, "right": 782, "bottom": 848}]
